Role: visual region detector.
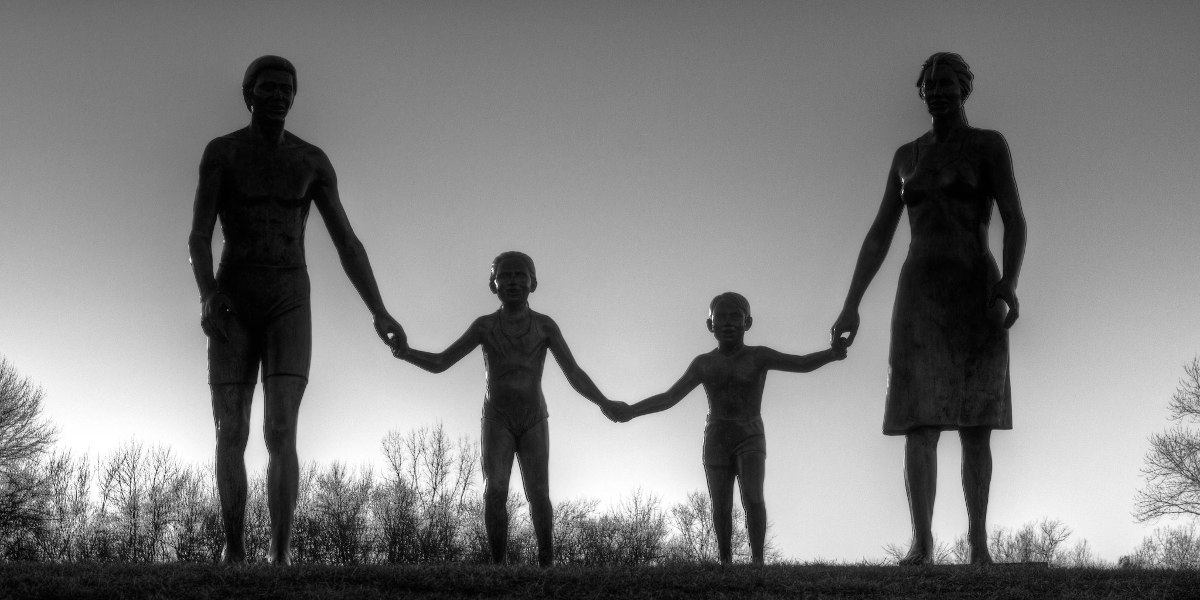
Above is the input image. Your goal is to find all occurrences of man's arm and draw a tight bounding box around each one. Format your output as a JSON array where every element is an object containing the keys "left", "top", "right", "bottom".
[
  {"left": 309, "top": 149, "right": 406, "bottom": 349},
  {"left": 397, "top": 319, "right": 484, "bottom": 374},
  {"left": 188, "top": 140, "right": 232, "bottom": 341},
  {"left": 625, "top": 358, "right": 704, "bottom": 418}
]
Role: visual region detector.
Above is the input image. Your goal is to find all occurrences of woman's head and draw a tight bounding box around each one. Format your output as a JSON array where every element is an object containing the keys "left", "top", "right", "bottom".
[{"left": 916, "top": 52, "right": 973, "bottom": 102}]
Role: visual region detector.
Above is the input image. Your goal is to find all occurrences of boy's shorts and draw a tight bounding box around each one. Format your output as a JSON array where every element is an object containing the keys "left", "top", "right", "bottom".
[{"left": 702, "top": 416, "right": 766, "bottom": 467}]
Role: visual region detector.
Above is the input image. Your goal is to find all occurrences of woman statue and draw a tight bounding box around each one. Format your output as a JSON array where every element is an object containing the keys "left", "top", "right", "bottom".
[{"left": 831, "top": 52, "right": 1027, "bottom": 565}]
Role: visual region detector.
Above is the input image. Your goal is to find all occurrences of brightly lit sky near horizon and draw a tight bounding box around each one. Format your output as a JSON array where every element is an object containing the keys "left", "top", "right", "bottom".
[{"left": 2, "top": 1, "right": 1199, "bottom": 563}]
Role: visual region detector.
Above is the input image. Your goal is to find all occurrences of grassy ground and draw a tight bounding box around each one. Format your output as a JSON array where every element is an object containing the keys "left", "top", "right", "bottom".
[{"left": 2, "top": 562, "right": 1198, "bottom": 599}]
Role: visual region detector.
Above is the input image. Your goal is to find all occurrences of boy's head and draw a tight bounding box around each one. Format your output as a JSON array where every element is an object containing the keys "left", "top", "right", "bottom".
[
  {"left": 707, "top": 292, "right": 753, "bottom": 339},
  {"left": 489, "top": 251, "right": 538, "bottom": 298}
]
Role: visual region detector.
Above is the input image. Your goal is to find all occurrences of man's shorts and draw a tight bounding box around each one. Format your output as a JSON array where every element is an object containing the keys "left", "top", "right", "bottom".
[
  {"left": 207, "top": 264, "right": 311, "bottom": 384},
  {"left": 702, "top": 417, "right": 766, "bottom": 467}
]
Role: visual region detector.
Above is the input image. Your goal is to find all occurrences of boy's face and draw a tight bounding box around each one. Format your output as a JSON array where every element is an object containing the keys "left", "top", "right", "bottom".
[
  {"left": 491, "top": 259, "right": 534, "bottom": 304},
  {"left": 707, "top": 300, "right": 752, "bottom": 345}
]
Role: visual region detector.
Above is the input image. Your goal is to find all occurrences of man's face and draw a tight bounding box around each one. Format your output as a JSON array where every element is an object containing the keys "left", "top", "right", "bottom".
[
  {"left": 492, "top": 259, "right": 533, "bottom": 304},
  {"left": 250, "top": 69, "right": 295, "bottom": 122},
  {"left": 707, "top": 300, "right": 750, "bottom": 344}
]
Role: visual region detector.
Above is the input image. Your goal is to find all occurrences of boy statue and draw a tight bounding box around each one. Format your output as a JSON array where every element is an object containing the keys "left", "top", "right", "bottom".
[
  {"left": 392, "top": 251, "right": 618, "bottom": 567},
  {"left": 613, "top": 292, "right": 845, "bottom": 564}
]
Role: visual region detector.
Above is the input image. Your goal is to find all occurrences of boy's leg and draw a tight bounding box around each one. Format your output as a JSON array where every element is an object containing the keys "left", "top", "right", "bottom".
[
  {"left": 736, "top": 451, "right": 767, "bottom": 564},
  {"left": 515, "top": 420, "right": 553, "bottom": 567},
  {"left": 481, "top": 418, "right": 517, "bottom": 564},
  {"left": 211, "top": 383, "right": 254, "bottom": 564},
  {"left": 704, "top": 464, "right": 737, "bottom": 564},
  {"left": 263, "top": 374, "right": 306, "bottom": 566}
]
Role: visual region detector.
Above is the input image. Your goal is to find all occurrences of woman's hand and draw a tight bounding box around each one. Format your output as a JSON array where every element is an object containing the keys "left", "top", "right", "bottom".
[
  {"left": 991, "top": 278, "right": 1020, "bottom": 328},
  {"left": 831, "top": 308, "right": 860, "bottom": 348}
]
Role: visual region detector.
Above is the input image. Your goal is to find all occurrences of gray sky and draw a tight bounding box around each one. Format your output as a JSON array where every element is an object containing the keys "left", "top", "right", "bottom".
[{"left": 2, "top": 1, "right": 1199, "bottom": 562}]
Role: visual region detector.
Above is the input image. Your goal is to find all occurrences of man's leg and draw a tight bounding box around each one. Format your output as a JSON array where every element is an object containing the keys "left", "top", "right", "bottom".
[
  {"left": 263, "top": 374, "right": 305, "bottom": 566},
  {"left": 704, "top": 464, "right": 737, "bottom": 564},
  {"left": 481, "top": 419, "right": 517, "bottom": 564},
  {"left": 515, "top": 420, "right": 553, "bottom": 567},
  {"left": 960, "top": 426, "right": 993, "bottom": 565},
  {"left": 901, "top": 426, "right": 940, "bottom": 565},
  {"left": 212, "top": 383, "right": 254, "bottom": 564},
  {"left": 735, "top": 452, "right": 767, "bottom": 565}
]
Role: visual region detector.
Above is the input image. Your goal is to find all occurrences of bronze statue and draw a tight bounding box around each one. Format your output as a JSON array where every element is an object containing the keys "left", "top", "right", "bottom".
[
  {"left": 612, "top": 292, "right": 846, "bottom": 564},
  {"left": 392, "top": 251, "right": 617, "bottom": 567},
  {"left": 830, "top": 53, "right": 1027, "bottom": 566},
  {"left": 189, "top": 56, "right": 405, "bottom": 565}
]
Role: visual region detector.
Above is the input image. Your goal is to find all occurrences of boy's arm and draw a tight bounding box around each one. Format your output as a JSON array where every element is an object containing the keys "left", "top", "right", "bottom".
[
  {"left": 396, "top": 318, "right": 484, "bottom": 373},
  {"left": 544, "top": 317, "right": 610, "bottom": 406},
  {"left": 626, "top": 358, "right": 704, "bottom": 418},
  {"left": 759, "top": 343, "right": 846, "bottom": 374}
]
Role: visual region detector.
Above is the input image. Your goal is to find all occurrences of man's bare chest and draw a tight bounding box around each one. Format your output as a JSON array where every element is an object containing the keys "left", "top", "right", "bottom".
[{"left": 225, "top": 147, "right": 317, "bottom": 201}]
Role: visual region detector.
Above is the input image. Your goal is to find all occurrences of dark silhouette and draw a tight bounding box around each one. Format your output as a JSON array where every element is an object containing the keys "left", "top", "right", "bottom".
[
  {"left": 831, "top": 53, "right": 1026, "bottom": 565},
  {"left": 613, "top": 292, "right": 845, "bottom": 564},
  {"left": 189, "top": 55, "right": 405, "bottom": 565},
  {"left": 392, "top": 251, "right": 617, "bottom": 567}
]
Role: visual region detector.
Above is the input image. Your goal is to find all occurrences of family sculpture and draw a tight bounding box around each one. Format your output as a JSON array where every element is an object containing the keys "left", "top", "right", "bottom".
[{"left": 190, "top": 52, "right": 1025, "bottom": 567}]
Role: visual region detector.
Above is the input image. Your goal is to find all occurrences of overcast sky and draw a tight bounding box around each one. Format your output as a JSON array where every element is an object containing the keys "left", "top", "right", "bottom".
[{"left": 2, "top": 1, "right": 1199, "bottom": 563}]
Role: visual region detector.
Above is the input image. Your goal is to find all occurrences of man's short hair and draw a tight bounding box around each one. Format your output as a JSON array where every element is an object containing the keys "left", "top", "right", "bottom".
[{"left": 242, "top": 55, "right": 297, "bottom": 111}]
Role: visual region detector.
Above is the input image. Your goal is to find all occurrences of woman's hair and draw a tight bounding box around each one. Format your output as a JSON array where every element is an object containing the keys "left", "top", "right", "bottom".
[{"left": 915, "top": 52, "right": 973, "bottom": 101}]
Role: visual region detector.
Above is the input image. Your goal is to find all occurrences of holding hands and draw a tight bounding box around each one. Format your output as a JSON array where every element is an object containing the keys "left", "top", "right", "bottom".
[{"left": 600, "top": 399, "right": 633, "bottom": 423}]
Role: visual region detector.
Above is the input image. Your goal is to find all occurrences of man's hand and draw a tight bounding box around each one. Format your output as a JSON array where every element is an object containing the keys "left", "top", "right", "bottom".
[
  {"left": 374, "top": 312, "right": 407, "bottom": 354},
  {"left": 201, "top": 291, "right": 235, "bottom": 343}
]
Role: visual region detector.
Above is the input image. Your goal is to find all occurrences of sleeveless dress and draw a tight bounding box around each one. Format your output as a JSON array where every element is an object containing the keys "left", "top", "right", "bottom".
[{"left": 883, "top": 131, "right": 1012, "bottom": 435}]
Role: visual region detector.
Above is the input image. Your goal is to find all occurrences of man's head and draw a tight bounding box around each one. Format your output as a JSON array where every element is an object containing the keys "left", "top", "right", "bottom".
[
  {"left": 489, "top": 251, "right": 537, "bottom": 301},
  {"left": 242, "top": 55, "right": 297, "bottom": 116},
  {"left": 707, "top": 292, "right": 752, "bottom": 342}
]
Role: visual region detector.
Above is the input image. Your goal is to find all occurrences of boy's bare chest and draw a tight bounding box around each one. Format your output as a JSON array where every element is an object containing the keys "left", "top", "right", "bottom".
[{"left": 702, "top": 354, "right": 764, "bottom": 389}]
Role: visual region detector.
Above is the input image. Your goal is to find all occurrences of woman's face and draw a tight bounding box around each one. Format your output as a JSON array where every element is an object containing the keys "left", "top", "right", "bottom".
[{"left": 919, "top": 64, "right": 963, "bottom": 117}]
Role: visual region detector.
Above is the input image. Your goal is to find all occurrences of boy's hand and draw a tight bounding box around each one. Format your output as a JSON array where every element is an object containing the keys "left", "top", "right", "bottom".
[
  {"left": 390, "top": 338, "right": 409, "bottom": 359},
  {"left": 830, "top": 337, "right": 849, "bottom": 360},
  {"left": 602, "top": 400, "right": 633, "bottom": 423}
]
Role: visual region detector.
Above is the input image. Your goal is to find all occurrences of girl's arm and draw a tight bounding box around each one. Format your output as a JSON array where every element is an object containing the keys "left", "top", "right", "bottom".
[{"left": 395, "top": 318, "right": 484, "bottom": 373}]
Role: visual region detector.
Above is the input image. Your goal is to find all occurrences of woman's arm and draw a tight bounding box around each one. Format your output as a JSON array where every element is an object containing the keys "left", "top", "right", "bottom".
[
  {"left": 831, "top": 146, "right": 907, "bottom": 345},
  {"left": 982, "top": 130, "right": 1027, "bottom": 328}
]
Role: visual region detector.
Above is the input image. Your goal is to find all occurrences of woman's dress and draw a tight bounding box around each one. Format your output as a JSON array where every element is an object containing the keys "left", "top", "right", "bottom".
[{"left": 883, "top": 131, "right": 1012, "bottom": 435}]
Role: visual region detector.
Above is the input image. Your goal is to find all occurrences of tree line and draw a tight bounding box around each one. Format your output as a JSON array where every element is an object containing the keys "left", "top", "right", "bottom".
[{"left": 7, "top": 355, "right": 1200, "bottom": 567}]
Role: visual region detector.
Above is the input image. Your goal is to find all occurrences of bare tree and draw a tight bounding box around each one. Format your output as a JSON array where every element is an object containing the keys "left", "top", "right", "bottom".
[
  {"left": 376, "top": 423, "right": 478, "bottom": 563},
  {"left": 0, "top": 357, "right": 57, "bottom": 552},
  {"left": 664, "top": 490, "right": 777, "bottom": 564},
  {"left": 1137, "top": 358, "right": 1200, "bottom": 522},
  {"left": 1124, "top": 523, "right": 1200, "bottom": 569}
]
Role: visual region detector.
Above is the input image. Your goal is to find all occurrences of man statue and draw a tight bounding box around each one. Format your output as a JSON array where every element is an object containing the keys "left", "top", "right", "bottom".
[{"left": 188, "top": 55, "right": 405, "bottom": 565}]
